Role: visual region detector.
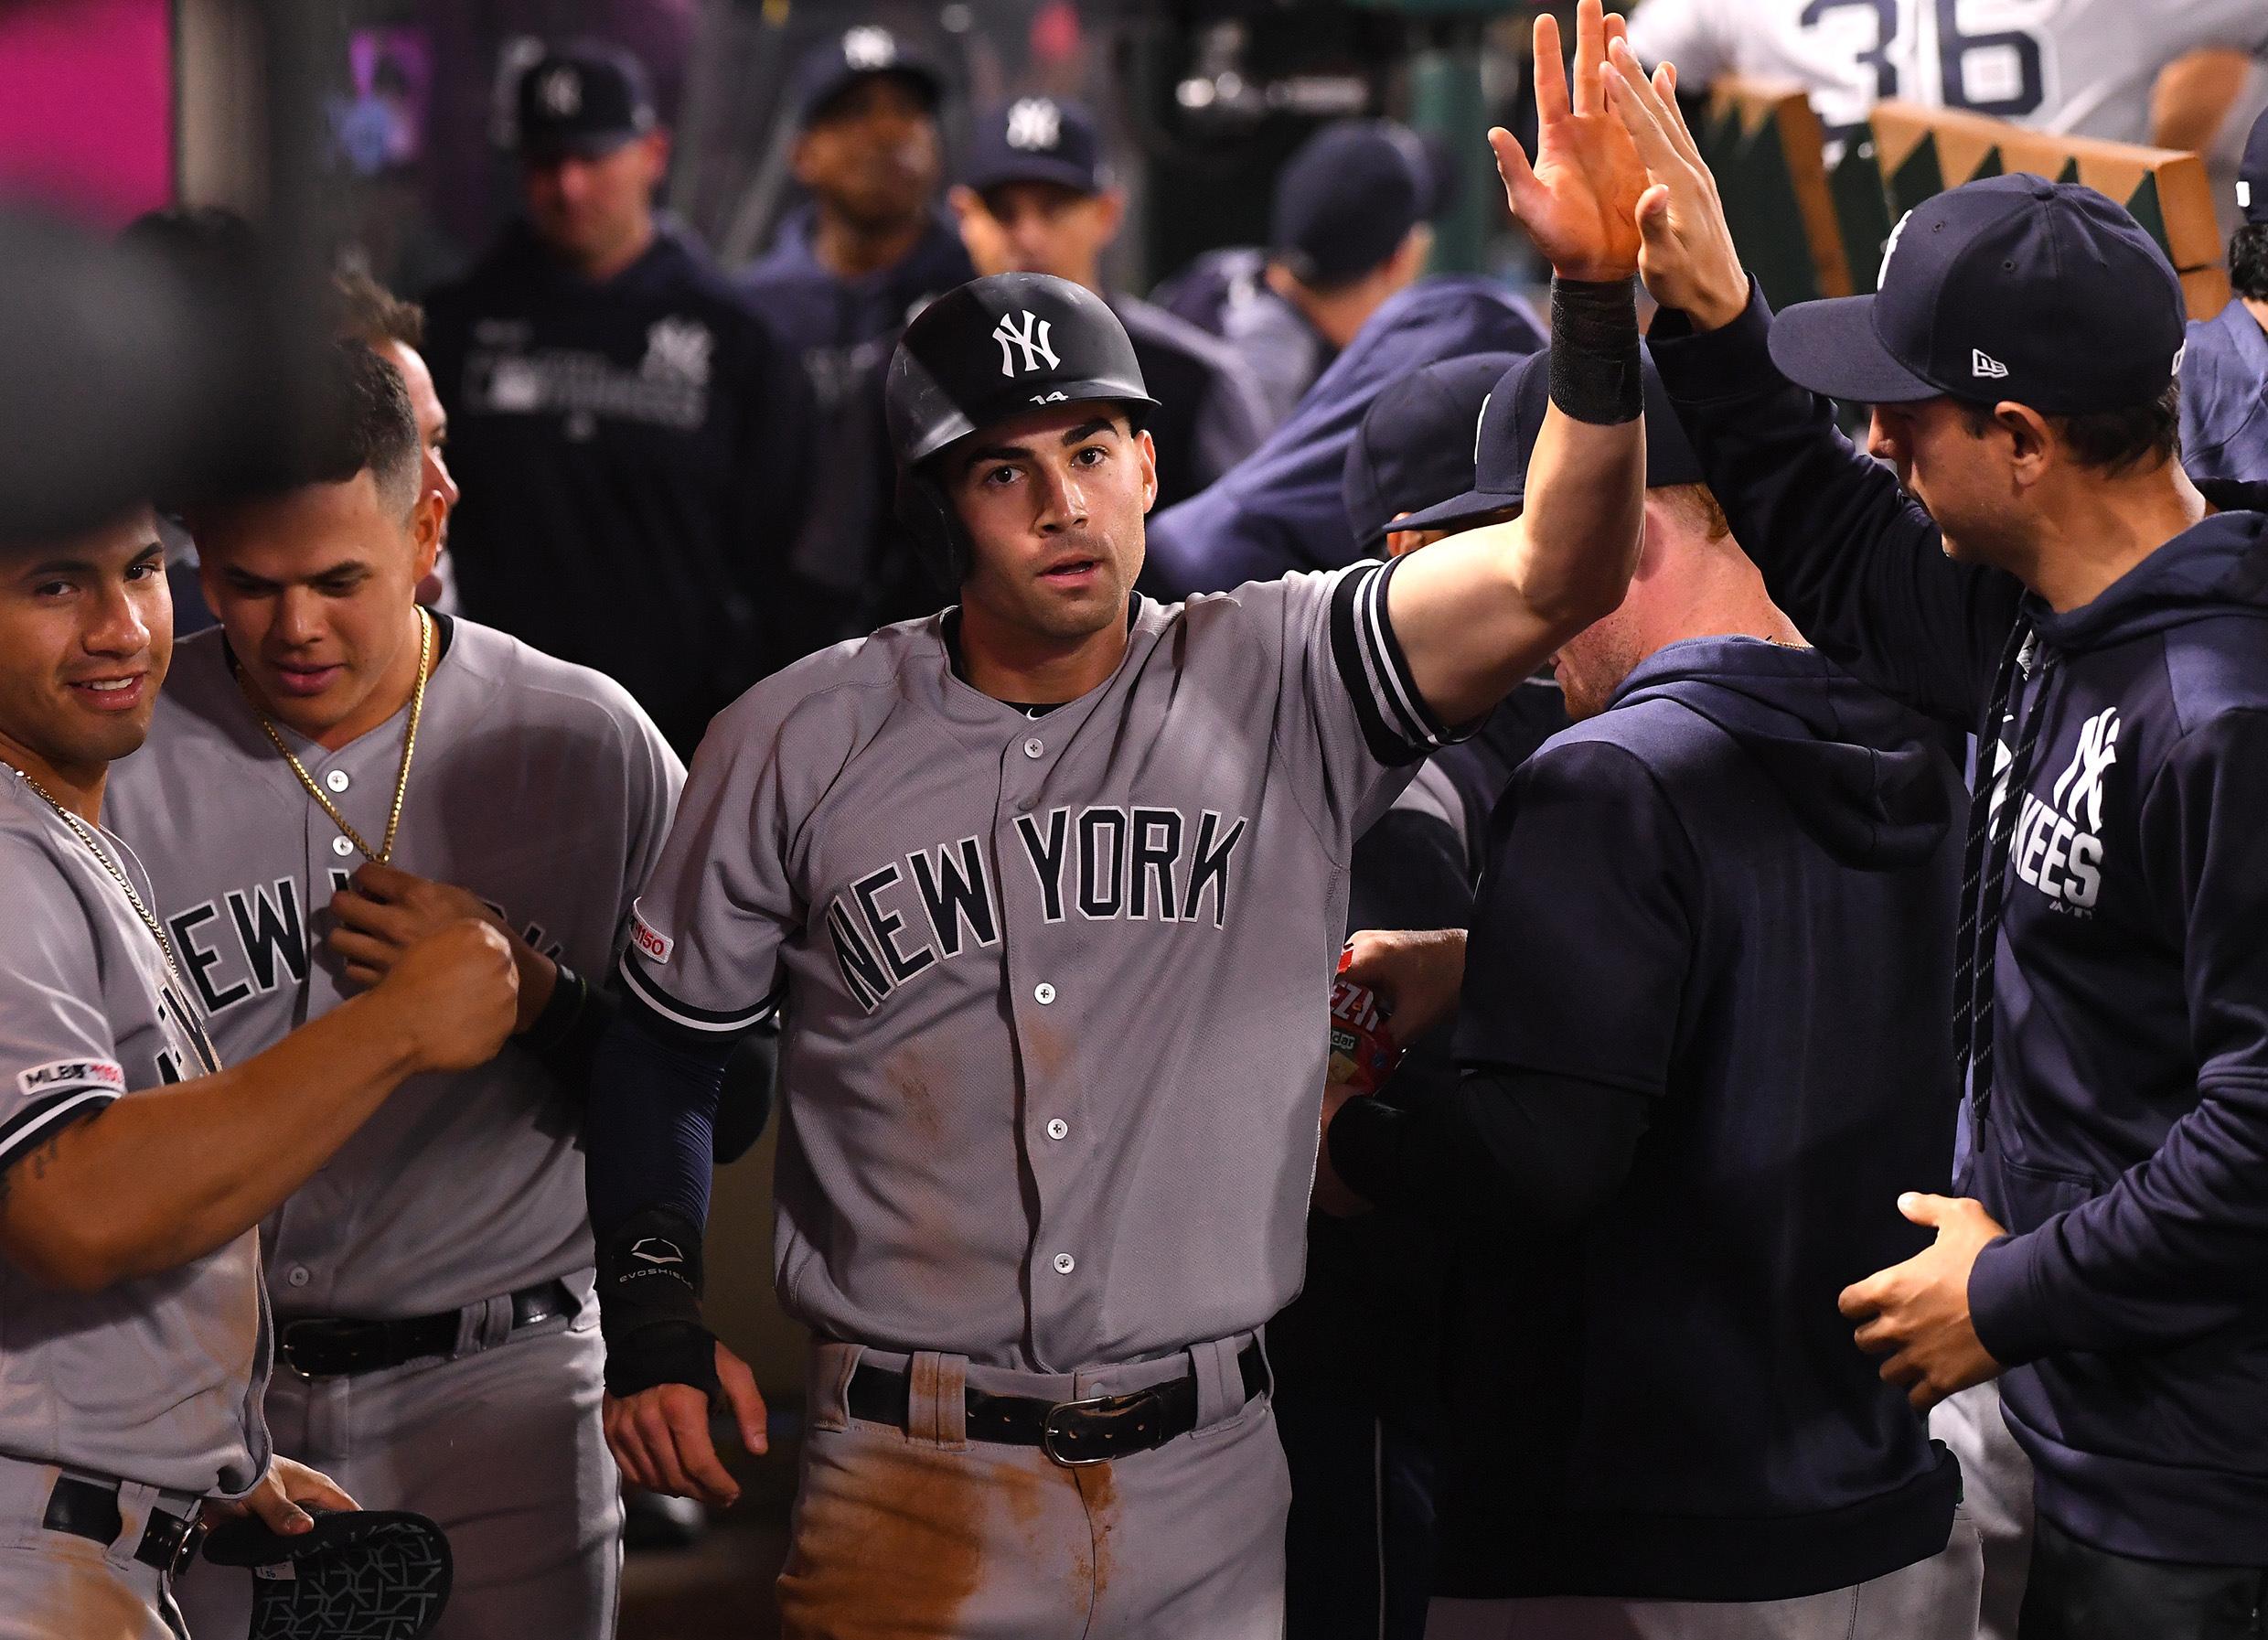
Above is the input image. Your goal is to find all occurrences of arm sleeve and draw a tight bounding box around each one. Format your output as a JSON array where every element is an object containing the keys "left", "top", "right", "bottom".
[
  {"left": 584, "top": 1008, "right": 732, "bottom": 1238},
  {"left": 1329, "top": 1067, "right": 1654, "bottom": 1231},
  {"left": 0, "top": 844, "right": 125, "bottom": 1173},
  {"left": 1644, "top": 285, "right": 2027, "bottom": 729},
  {"left": 1970, "top": 709, "right": 2268, "bottom": 1361}
]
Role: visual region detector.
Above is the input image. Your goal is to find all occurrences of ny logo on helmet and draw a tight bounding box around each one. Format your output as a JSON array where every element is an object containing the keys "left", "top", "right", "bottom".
[
  {"left": 842, "top": 27, "right": 896, "bottom": 70},
  {"left": 992, "top": 310, "right": 1060, "bottom": 377},
  {"left": 1006, "top": 98, "right": 1062, "bottom": 152}
]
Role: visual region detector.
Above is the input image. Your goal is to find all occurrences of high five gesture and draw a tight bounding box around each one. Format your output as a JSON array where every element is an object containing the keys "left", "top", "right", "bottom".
[{"left": 1492, "top": 0, "right": 1650, "bottom": 282}]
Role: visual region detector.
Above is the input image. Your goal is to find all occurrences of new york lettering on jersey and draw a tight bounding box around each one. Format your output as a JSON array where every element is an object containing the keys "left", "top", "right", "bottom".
[{"left": 620, "top": 558, "right": 1451, "bottom": 1370}]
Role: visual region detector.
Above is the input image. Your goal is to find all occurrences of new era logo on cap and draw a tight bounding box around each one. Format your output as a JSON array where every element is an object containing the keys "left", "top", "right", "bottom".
[
  {"left": 1972, "top": 348, "right": 2009, "bottom": 380},
  {"left": 537, "top": 66, "right": 582, "bottom": 116},
  {"left": 1006, "top": 97, "right": 1062, "bottom": 153}
]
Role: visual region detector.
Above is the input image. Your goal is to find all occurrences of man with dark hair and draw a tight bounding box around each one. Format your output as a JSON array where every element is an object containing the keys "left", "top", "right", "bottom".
[
  {"left": 110, "top": 341, "right": 684, "bottom": 1640},
  {"left": 423, "top": 40, "right": 809, "bottom": 755},
  {"left": 951, "top": 97, "right": 1268, "bottom": 510},
  {"left": 737, "top": 25, "right": 976, "bottom": 649},
  {"left": 2180, "top": 105, "right": 2268, "bottom": 491},
  {"left": 334, "top": 269, "right": 460, "bottom": 608},
  {"left": 1153, "top": 121, "right": 1439, "bottom": 430},
  {"left": 0, "top": 476, "right": 519, "bottom": 1632},
  {"left": 1611, "top": 41, "right": 2268, "bottom": 1640}
]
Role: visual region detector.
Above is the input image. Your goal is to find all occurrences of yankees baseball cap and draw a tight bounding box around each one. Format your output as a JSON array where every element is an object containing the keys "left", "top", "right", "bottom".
[
  {"left": 792, "top": 26, "right": 944, "bottom": 130},
  {"left": 1270, "top": 120, "right": 1439, "bottom": 288},
  {"left": 514, "top": 42, "right": 657, "bottom": 160},
  {"left": 2240, "top": 102, "right": 2268, "bottom": 226},
  {"left": 1396, "top": 346, "right": 1705, "bottom": 534},
  {"left": 967, "top": 97, "right": 1106, "bottom": 197},
  {"left": 1343, "top": 353, "right": 1522, "bottom": 551},
  {"left": 1770, "top": 174, "right": 2186, "bottom": 413}
]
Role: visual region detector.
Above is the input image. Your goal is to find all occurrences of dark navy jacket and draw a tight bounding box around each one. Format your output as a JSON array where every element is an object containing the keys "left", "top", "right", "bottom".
[
  {"left": 1653, "top": 284, "right": 2268, "bottom": 1564},
  {"left": 735, "top": 209, "right": 974, "bottom": 655},
  {"left": 1428, "top": 639, "right": 1964, "bottom": 1600},
  {"left": 2180, "top": 296, "right": 2268, "bottom": 487},
  {"left": 423, "top": 221, "right": 810, "bottom": 755},
  {"left": 1140, "top": 276, "right": 1544, "bottom": 598}
]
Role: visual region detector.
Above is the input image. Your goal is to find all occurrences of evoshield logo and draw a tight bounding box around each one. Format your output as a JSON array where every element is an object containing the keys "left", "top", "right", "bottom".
[{"left": 992, "top": 310, "right": 1060, "bottom": 377}]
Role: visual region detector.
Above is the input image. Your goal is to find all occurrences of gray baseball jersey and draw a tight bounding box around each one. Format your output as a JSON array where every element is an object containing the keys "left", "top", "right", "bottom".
[
  {"left": 1628, "top": 0, "right": 2268, "bottom": 145},
  {"left": 104, "top": 616, "right": 682, "bottom": 1318},
  {"left": 619, "top": 557, "right": 1450, "bottom": 1372},
  {"left": 0, "top": 768, "right": 268, "bottom": 1497}
]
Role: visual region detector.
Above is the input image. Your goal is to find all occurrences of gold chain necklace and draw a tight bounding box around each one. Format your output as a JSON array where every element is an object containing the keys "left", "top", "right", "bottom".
[
  {"left": 12, "top": 766, "right": 222, "bottom": 1070},
  {"left": 246, "top": 608, "right": 431, "bottom": 865}
]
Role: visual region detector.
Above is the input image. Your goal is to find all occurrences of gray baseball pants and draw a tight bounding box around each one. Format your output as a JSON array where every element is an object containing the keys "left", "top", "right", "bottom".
[
  {"left": 0, "top": 1454, "right": 198, "bottom": 1640},
  {"left": 174, "top": 1293, "right": 620, "bottom": 1640},
  {"left": 778, "top": 1335, "right": 1291, "bottom": 1640},
  {"left": 1424, "top": 1507, "right": 1983, "bottom": 1640},
  {"left": 1932, "top": 1379, "right": 2036, "bottom": 1640}
]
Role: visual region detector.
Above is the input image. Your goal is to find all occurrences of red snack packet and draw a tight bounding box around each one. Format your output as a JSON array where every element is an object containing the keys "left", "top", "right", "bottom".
[{"left": 1327, "top": 966, "right": 1401, "bottom": 1094}]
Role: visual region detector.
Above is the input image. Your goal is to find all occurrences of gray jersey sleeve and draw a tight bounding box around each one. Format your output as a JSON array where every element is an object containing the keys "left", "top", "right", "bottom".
[
  {"left": 617, "top": 706, "right": 690, "bottom": 953},
  {"left": 617, "top": 681, "right": 809, "bottom": 1038},
  {"left": 0, "top": 835, "right": 129, "bottom": 1168}
]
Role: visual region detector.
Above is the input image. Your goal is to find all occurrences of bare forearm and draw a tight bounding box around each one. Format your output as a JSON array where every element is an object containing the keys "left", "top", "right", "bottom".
[{"left": 1, "top": 992, "right": 423, "bottom": 1289}]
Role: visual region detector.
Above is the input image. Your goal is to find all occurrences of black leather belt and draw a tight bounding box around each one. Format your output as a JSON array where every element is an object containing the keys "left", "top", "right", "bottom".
[
  {"left": 847, "top": 1342, "right": 1268, "bottom": 1467},
  {"left": 279, "top": 1279, "right": 577, "bottom": 1379},
  {"left": 44, "top": 1475, "right": 206, "bottom": 1578}
]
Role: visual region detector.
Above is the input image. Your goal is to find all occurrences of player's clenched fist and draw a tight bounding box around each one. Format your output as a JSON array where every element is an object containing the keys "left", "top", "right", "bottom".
[
  {"left": 1491, "top": 0, "right": 1649, "bottom": 283},
  {"left": 374, "top": 919, "right": 520, "bottom": 1073},
  {"left": 1602, "top": 36, "right": 1751, "bottom": 331}
]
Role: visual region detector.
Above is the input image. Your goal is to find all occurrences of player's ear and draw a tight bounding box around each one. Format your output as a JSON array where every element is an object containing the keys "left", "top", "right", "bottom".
[
  {"left": 408, "top": 490, "right": 444, "bottom": 582},
  {"left": 1998, "top": 402, "right": 2053, "bottom": 488},
  {"left": 1135, "top": 425, "right": 1158, "bottom": 514}
]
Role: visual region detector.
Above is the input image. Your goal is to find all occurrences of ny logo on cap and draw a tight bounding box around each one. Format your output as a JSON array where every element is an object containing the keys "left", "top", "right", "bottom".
[
  {"left": 1006, "top": 97, "right": 1062, "bottom": 152},
  {"left": 1471, "top": 393, "right": 1492, "bottom": 466},
  {"left": 992, "top": 310, "right": 1060, "bottom": 377},
  {"left": 538, "top": 65, "right": 583, "bottom": 117},
  {"left": 1972, "top": 348, "right": 2009, "bottom": 380},
  {"left": 842, "top": 26, "right": 897, "bottom": 70}
]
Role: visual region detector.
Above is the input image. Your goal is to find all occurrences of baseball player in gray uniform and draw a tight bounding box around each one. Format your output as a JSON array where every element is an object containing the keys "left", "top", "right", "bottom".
[
  {"left": 586, "top": 10, "right": 1653, "bottom": 1634},
  {"left": 103, "top": 346, "right": 683, "bottom": 1640},
  {"left": 0, "top": 499, "right": 519, "bottom": 1639}
]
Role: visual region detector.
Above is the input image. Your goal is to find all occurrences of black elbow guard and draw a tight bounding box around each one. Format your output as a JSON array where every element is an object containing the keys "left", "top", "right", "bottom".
[{"left": 595, "top": 1208, "right": 722, "bottom": 1401}]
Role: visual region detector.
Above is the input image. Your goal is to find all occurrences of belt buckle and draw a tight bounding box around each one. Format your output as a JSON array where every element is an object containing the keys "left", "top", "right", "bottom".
[
  {"left": 278, "top": 1318, "right": 369, "bottom": 1380},
  {"left": 141, "top": 1509, "right": 208, "bottom": 1581},
  {"left": 1040, "top": 1388, "right": 1165, "bottom": 1469}
]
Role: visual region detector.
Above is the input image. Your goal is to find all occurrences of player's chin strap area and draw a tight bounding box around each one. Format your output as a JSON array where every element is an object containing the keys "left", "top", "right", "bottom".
[{"left": 594, "top": 1207, "right": 722, "bottom": 1402}]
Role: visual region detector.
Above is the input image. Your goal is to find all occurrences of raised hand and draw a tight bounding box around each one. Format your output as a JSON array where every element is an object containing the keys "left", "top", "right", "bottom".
[
  {"left": 1603, "top": 36, "right": 1752, "bottom": 329},
  {"left": 1492, "top": 0, "right": 1649, "bottom": 282}
]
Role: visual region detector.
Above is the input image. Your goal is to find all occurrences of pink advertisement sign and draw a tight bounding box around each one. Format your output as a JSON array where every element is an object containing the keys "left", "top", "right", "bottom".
[{"left": 0, "top": 0, "right": 173, "bottom": 224}]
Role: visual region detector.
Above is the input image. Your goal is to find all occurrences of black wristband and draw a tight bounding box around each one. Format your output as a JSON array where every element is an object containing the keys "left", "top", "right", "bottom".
[
  {"left": 522, "top": 959, "right": 587, "bottom": 1052},
  {"left": 596, "top": 1207, "right": 719, "bottom": 1399},
  {"left": 1548, "top": 275, "right": 1642, "bottom": 424}
]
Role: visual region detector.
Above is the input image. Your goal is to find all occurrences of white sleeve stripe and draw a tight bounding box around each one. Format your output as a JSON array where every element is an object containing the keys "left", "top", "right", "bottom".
[
  {"left": 1354, "top": 563, "right": 1448, "bottom": 752},
  {"left": 0, "top": 1088, "right": 117, "bottom": 1169},
  {"left": 618, "top": 951, "right": 776, "bottom": 1034}
]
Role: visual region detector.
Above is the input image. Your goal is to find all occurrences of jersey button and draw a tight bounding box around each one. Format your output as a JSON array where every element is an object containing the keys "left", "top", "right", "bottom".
[
  {"left": 1033, "top": 981, "right": 1055, "bottom": 1005},
  {"left": 285, "top": 1266, "right": 310, "bottom": 1289},
  {"left": 1022, "top": 737, "right": 1044, "bottom": 759},
  {"left": 1046, "top": 1118, "right": 1069, "bottom": 1141},
  {"left": 1052, "top": 1252, "right": 1075, "bottom": 1275},
  {"left": 330, "top": 836, "right": 354, "bottom": 857},
  {"left": 324, "top": 769, "right": 350, "bottom": 794}
]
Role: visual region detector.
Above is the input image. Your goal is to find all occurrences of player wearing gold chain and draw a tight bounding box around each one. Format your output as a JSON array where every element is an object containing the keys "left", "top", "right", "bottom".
[{"left": 0, "top": 501, "right": 519, "bottom": 1640}]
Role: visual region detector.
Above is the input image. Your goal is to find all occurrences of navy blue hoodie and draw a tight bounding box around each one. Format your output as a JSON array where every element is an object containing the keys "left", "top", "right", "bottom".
[
  {"left": 1427, "top": 638, "right": 1965, "bottom": 1602},
  {"left": 423, "top": 220, "right": 811, "bottom": 754},
  {"left": 1652, "top": 284, "right": 2268, "bottom": 1564}
]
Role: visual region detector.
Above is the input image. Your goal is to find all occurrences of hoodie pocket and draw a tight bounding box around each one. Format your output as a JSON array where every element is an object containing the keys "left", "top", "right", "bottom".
[{"left": 1994, "top": 1158, "right": 2100, "bottom": 1232}]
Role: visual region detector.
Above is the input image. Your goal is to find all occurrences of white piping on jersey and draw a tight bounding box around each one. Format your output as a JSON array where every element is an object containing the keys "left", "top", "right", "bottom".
[
  {"left": 1356, "top": 564, "right": 1446, "bottom": 752},
  {"left": 619, "top": 950, "right": 776, "bottom": 1034},
  {"left": 0, "top": 1088, "right": 117, "bottom": 1166}
]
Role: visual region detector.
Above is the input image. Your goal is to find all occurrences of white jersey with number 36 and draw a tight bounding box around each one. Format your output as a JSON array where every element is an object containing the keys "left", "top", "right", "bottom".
[{"left": 1628, "top": 0, "right": 2268, "bottom": 145}]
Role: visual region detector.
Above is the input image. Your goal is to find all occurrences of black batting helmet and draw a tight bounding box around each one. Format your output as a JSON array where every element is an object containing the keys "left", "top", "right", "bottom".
[{"left": 885, "top": 273, "right": 1158, "bottom": 586}]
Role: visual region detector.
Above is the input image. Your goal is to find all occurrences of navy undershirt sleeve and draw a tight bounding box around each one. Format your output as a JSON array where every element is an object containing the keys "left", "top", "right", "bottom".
[{"left": 584, "top": 1008, "right": 733, "bottom": 1239}]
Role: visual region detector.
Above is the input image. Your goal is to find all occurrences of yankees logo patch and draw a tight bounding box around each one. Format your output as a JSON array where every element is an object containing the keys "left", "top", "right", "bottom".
[
  {"left": 17, "top": 1058, "right": 125, "bottom": 1097},
  {"left": 1006, "top": 98, "right": 1062, "bottom": 151},
  {"left": 2012, "top": 706, "right": 2121, "bottom": 914},
  {"left": 993, "top": 310, "right": 1060, "bottom": 376}
]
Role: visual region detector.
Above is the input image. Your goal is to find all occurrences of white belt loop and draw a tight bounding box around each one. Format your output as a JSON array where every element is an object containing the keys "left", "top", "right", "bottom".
[
  {"left": 1188, "top": 1336, "right": 1240, "bottom": 1431},
  {"left": 452, "top": 1292, "right": 516, "bottom": 1358},
  {"left": 808, "top": 1341, "right": 863, "bottom": 1432},
  {"left": 909, "top": 1351, "right": 970, "bottom": 1451},
  {"left": 107, "top": 1480, "right": 161, "bottom": 1572}
]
